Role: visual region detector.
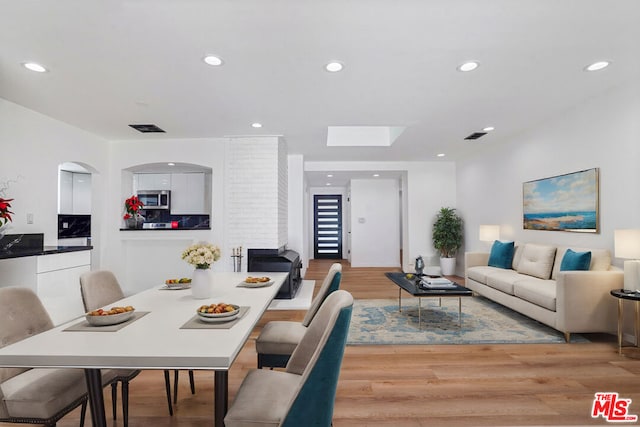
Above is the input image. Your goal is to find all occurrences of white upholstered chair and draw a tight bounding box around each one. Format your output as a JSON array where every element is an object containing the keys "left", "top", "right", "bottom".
[
  {"left": 79, "top": 270, "right": 195, "bottom": 418},
  {"left": 225, "top": 289, "right": 353, "bottom": 427},
  {"left": 0, "top": 287, "right": 89, "bottom": 427},
  {"left": 255, "top": 263, "right": 342, "bottom": 369}
]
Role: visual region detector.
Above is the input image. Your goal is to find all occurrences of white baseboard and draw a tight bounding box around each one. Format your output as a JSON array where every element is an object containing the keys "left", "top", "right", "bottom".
[{"left": 268, "top": 280, "right": 315, "bottom": 310}]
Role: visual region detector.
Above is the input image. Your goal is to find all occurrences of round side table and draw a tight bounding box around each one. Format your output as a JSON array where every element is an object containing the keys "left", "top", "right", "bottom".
[{"left": 610, "top": 289, "right": 640, "bottom": 354}]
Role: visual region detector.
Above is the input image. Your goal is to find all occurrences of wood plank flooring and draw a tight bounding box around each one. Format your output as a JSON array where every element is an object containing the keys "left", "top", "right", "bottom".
[{"left": 7, "top": 259, "right": 639, "bottom": 426}]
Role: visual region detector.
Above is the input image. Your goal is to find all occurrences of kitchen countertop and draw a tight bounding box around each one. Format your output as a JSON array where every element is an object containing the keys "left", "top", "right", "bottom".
[{"left": 0, "top": 245, "right": 93, "bottom": 260}]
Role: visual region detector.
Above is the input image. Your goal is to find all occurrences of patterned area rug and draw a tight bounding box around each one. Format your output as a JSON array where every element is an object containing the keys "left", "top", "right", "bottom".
[{"left": 347, "top": 296, "right": 588, "bottom": 345}]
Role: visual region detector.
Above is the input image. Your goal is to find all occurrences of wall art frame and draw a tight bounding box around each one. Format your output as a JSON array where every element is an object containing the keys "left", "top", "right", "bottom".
[{"left": 523, "top": 168, "right": 599, "bottom": 233}]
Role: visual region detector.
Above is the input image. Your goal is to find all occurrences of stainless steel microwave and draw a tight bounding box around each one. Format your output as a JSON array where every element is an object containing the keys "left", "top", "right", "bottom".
[{"left": 137, "top": 190, "right": 170, "bottom": 210}]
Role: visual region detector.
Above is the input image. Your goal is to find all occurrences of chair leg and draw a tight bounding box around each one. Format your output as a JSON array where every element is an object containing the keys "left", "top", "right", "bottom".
[
  {"left": 111, "top": 382, "right": 118, "bottom": 420},
  {"left": 121, "top": 380, "right": 130, "bottom": 427},
  {"left": 173, "top": 369, "right": 179, "bottom": 404},
  {"left": 79, "top": 399, "right": 87, "bottom": 427},
  {"left": 189, "top": 370, "right": 196, "bottom": 394},
  {"left": 164, "top": 370, "right": 173, "bottom": 416}
]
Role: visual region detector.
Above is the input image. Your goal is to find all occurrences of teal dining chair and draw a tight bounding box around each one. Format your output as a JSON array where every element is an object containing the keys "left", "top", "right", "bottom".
[
  {"left": 256, "top": 263, "right": 342, "bottom": 369},
  {"left": 225, "top": 289, "right": 353, "bottom": 427}
]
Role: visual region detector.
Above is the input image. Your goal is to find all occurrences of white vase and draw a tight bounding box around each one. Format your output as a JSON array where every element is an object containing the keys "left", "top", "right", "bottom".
[
  {"left": 191, "top": 268, "right": 212, "bottom": 299},
  {"left": 440, "top": 257, "right": 456, "bottom": 276}
]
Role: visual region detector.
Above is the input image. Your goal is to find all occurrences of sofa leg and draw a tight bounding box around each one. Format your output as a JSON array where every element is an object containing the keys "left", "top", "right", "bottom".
[{"left": 564, "top": 332, "right": 571, "bottom": 343}]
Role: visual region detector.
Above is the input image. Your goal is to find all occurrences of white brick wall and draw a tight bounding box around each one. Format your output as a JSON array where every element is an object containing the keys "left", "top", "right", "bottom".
[{"left": 226, "top": 137, "right": 288, "bottom": 269}]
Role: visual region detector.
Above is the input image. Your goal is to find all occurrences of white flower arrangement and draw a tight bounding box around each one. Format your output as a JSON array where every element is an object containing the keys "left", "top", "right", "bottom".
[{"left": 181, "top": 242, "right": 221, "bottom": 269}]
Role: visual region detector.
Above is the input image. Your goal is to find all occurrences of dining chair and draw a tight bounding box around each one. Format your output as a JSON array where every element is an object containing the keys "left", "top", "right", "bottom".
[
  {"left": 225, "top": 289, "right": 353, "bottom": 427},
  {"left": 256, "top": 263, "right": 342, "bottom": 369},
  {"left": 79, "top": 270, "right": 195, "bottom": 418},
  {"left": 0, "top": 287, "right": 89, "bottom": 427}
]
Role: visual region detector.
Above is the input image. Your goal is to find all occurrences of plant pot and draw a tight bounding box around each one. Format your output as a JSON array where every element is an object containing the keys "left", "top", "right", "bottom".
[
  {"left": 125, "top": 217, "right": 144, "bottom": 229},
  {"left": 191, "top": 268, "right": 213, "bottom": 299},
  {"left": 440, "top": 257, "right": 456, "bottom": 276}
]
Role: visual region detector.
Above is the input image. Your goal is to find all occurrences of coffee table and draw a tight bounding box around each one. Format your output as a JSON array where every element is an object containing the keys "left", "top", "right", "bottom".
[{"left": 385, "top": 272, "right": 472, "bottom": 328}]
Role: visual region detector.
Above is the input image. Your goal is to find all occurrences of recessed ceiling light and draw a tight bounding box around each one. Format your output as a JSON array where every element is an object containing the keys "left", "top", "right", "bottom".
[
  {"left": 373, "top": 174, "right": 380, "bottom": 177},
  {"left": 585, "top": 61, "right": 610, "bottom": 71},
  {"left": 437, "top": 153, "right": 446, "bottom": 157},
  {"left": 203, "top": 55, "right": 224, "bottom": 66},
  {"left": 251, "top": 123, "right": 262, "bottom": 128},
  {"left": 482, "top": 126, "right": 495, "bottom": 132},
  {"left": 23, "top": 62, "right": 47, "bottom": 73},
  {"left": 457, "top": 61, "right": 479, "bottom": 72},
  {"left": 327, "top": 174, "right": 333, "bottom": 178},
  {"left": 325, "top": 61, "right": 344, "bottom": 72},
  {"left": 326, "top": 183, "right": 331, "bottom": 186},
  {"left": 167, "top": 162, "right": 175, "bottom": 166}
]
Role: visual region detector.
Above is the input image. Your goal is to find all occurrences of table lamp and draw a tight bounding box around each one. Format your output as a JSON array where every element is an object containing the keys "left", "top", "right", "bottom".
[
  {"left": 479, "top": 225, "right": 500, "bottom": 243},
  {"left": 614, "top": 229, "right": 640, "bottom": 291}
]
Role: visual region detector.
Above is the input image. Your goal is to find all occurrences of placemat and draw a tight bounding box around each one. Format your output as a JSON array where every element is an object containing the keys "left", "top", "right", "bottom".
[
  {"left": 180, "top": 306, "right": 250, "bottom": 329},
  {"left": 236, "top": 281, "right": 274, "bottom": 288},
  {"left": 63, "top": 311, "right": 150, "bottom": 332}
]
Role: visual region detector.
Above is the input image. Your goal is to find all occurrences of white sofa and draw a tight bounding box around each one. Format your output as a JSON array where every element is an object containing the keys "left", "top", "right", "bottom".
[{"left": 465, "top": 243, "right": 623, "bottom": 341}]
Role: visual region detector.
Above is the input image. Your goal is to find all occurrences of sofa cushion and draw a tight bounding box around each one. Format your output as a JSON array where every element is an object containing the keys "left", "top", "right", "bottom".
[
  {"left": 513, "top": 279, "right": 557, "bottom": 311},
  {"left": 467, "top": 266, "right": 497, "bottom": 284},
  {"left": 560, "top": 249, "right": 592, "bottom": 271},
  {"left": 488, "top": 241, "right": 515, "bottom": 269},
  {"left": 516, "top": 244, "right": 557, "bottom": 280},
  {"left": 484, "top": 270, "right": 527, "bottom": 295},
  {"left": 551, "top": 246, "right": 612, "bottom": 280},
  {"left": 512, "top": 243, "right": 524, "bottom": 270}
]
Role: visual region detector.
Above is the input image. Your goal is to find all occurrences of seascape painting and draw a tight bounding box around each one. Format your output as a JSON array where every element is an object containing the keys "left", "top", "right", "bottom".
[{"left": 523, "top": 168, "right": 599, "bottom": 233}]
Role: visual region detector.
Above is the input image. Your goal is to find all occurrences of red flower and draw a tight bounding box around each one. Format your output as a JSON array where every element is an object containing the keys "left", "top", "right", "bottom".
[
  {"left": 123, "top": 195, "right": 144, "bottom": 215},
  {"left": 0, "top": 197, "right": 14, "bottom": 226}
]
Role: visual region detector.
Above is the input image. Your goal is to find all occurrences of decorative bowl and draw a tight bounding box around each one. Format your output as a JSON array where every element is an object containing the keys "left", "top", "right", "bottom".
[{"left": 86, "top": 310, "right": 135, "bottom": 326}]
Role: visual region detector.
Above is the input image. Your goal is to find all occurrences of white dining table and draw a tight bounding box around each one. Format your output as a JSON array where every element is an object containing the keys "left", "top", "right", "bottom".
[{"left": 0, "top": 271, "right": 287, "bottom": 427}]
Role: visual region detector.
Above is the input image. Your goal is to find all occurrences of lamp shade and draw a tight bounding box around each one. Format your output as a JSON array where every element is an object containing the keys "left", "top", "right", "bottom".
[
  {"left": 614, "top": 229, "right": 640, "bottom": 259},
  {"left": 479, "top": 225, "right": 500, "bottom": 242}
]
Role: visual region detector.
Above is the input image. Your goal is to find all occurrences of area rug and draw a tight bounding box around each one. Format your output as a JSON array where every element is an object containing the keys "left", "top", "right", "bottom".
[{"left": 347, "top": 296, "right": 588, "bottom": 345}]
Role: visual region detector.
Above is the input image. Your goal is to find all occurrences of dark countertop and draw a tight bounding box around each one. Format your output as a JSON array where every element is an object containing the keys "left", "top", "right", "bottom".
[
  {"left": 0, "top": 245, "right": 93, "bottom": 260},
  {"left": 119, "top": 227, "right": 211, "bottom": 231}
]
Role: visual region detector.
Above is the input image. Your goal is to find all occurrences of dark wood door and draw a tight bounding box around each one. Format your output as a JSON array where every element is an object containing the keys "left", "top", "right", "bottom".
[{"left": 313, "top": 194, "right": 342, "bottom": 259}]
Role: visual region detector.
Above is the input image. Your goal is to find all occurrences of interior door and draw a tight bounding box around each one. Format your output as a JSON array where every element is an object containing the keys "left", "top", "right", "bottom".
[{"left": 313, "top": 195, "right": 342, "bottom": 259}]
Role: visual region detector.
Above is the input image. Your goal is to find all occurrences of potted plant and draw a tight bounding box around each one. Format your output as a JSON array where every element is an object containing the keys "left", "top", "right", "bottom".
[
  {"left": 432, "top": 207, "right": 463, "bottom": 275},
  {"left": 123, "top": 195, "right": 144, "bottom": 228}
]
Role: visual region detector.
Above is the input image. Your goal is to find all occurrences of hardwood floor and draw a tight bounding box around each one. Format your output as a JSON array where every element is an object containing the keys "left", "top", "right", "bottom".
[{"left": 10, "top": 259, "right": 640, "bottom": 426}]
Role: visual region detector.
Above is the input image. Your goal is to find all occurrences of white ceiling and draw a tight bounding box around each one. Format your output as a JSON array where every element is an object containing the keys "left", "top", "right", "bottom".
[{"left": 2, "top": 0, "right": 638, "bottom": 174}]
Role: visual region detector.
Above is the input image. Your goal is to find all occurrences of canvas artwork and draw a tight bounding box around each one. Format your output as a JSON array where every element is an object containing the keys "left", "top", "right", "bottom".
[{"left": 523, "top": 168, "right": 599, "bottom": 233}]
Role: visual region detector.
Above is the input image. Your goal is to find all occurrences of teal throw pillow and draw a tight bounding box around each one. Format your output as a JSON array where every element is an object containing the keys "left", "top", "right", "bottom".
[
  {"left": 560, "top": 249, "right": 591, "bottom": 271},
  {"left": 487, "top": 240, "right": 515, "bottom": 269}
]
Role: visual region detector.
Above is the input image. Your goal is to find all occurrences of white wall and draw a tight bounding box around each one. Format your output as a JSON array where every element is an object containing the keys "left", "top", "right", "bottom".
[
  {"left": 457, "top": 81, "right": 640, "bottom": 269},
  {"left": 350, "top": 179, "right": 400, "bottom": 267},
  {"left": 0, "top": 98, "right": 109, "bottom": 265},
  {"left": 288, "top": 154, "right": 307, "bottom": 275}
]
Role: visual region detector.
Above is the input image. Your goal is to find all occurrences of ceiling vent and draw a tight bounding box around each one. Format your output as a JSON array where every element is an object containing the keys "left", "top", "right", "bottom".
[
  {"left": 464, "top": 132, "right": 487, "bottom": 140},
  {"left": 129, "top": 124, "right": 166, "bottom": 133}
]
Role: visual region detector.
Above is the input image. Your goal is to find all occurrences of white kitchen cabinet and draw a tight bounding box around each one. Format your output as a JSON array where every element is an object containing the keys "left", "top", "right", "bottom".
[
  {"left": 36, "top": 251, "right": 91, "bottom": 326},
  {"left": 72, "top": 173, "right": 91, "bottom": 214},
  {"left": 136, "top": 173, "right": 171, "bottom": 191},
  {"left": 59, "top": 170, "right": 74, "bottom": 214},
  {"left": 170, "top": 172, "right": 206, "bottom": 214},
  {"left": 59, "top": 171, "right": 91, "bottom": 214}
]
